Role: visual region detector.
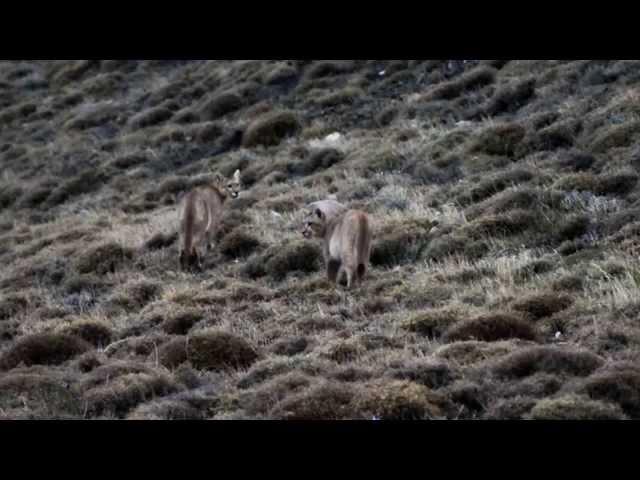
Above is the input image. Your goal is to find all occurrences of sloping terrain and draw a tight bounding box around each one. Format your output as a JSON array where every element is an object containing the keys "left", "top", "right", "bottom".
[{"left": 1, "top": 60, "right": 640, "bottom": 419}]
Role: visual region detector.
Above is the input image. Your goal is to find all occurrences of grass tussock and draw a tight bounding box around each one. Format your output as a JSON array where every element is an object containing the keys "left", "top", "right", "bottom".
[
  {"left": 511, "top": 292, "right": 573, "bottom": 321},
  {"left": 242, "top": 242, "right": 321, "bottom": 281},
  {"left": 493, "top": 346, "right": 604, "bottom": 379},
  {"left": 442, "top": 312, "right": 538, "bottom": 343},
  {"left": 75, "top": 242, "right": 134, "bottom": 275},
  {"left": 0, "top": 333, "right": 92, "bottom": 370},
  {"left": 187, "top": 330, "right": 259, "bottom": 371},
  {"left": 0, "top": 373, "right": 83, "bottom": 419},
  {"left": 528, "top": 394, "right": 627, "bottom": 420},
  {"left": 242, "top": 111, "right": 300, "bottom": 148}
]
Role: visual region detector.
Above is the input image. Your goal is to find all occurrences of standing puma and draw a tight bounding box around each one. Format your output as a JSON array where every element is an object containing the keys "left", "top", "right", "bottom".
[
  {"left": 301, "top": 199, "right": 372, "bottom": 289},
  {"left": 179, "top": 169, "right": 241, "bottom": 271}
]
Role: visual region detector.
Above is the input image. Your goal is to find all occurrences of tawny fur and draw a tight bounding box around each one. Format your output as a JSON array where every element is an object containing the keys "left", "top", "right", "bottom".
[
  {"left": 179, "top": 169, "right": 241, "bottom": 271},
  {"left": 302, "top": 199, "right": 373, "bottom": 289}
]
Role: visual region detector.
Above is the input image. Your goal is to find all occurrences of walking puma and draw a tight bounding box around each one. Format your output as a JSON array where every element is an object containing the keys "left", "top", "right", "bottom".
[
  {"left": 179, "top": 169, "right": 241, "bottom": 271},
  {"left": 301, "top": 199, "right": 372, "bottom": 288}
]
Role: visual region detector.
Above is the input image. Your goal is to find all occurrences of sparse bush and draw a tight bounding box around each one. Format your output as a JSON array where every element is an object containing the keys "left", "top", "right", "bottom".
[
  {"left": 227, "top": 283, "right": 273, "bottom": 303},
  {"left": 305, "top": 61, "right": 354, "bottom": 80},
  {"left": 604, "top": 206, "right": 640, "bottom": 235},
  {"left": 424, "top": 66, "right": 496, "bottom": 100},
  {"left": 75, "top": 242, "right": 134, "bottom": 275},
  {"left": 0, "top": 101, "right": 37, "bottom": 123},
  {"left": 128, "top": 106, "right": 172, "bottom": 129},
  {"left": 402, "top": 308, "right": 459, "bottom": 338},
  {"left": 376, "top": 105, "right": 400, "bottom": 126},
  {"left": 484, "top": 78, "right": 535, "bottom": 116},
  {"left": 370, "top": 218, "right": 437, "bottom": 267},
  {"left": 270, "top": 336, "right": 309, "bottom": 356},
  {"left": 553, "top": 173, "right": 598, "bottom": 192},
  {"left": 265, "top": 64, "right": 298, "bottom": 85},
  {"left": 127, "top": 398, "right": 206, "bottom": 420},
  {"left": 558, "top": 150, "right": 595, "bottom": 172},
  {"left": 499, "top": 372, "right": 563, "bottom": 399},
  {"left": 458, "top": 169, "right": 534, "bottom": 205},
  {"left": 402, "top": 154, "right": 463, "bottom": 186},
  {"left": 493, "top": 346, "right": 603, "bottom": 378},
  {"left": 485, "top": 397, "right": 536, "bottom": 419},
  {"left": 590, "top": 120, "right": 640, "bottom": 153},
  {"left": 111, "top": 152, "right": 149, "bottom": 170},
  {"left": 270, "top": 381, "right": 358, "bottom": 420},
  {"left": 63, "top": 273, "right": 108, "bottom": 295},
  {"left": 469, "top": 122, "right": 526, "bottom": 157},
  {"left": 52, "top": 60, "right": 97, "bottom": 84},
  {"left": 0, "top": 373, "right": 83, "bottom": 418},
  {"left": 219, "top": 228, "right": 262, "bottom": 258},
  {"left": 0, "top": 333, "right": 92, "bottom": 370},
  {"left": 0, "top": 293, "right": 30, "bottom": 320},
  {"left": 239, "top": 372, "right": 312, "bottom": 416},
  {"left": 81, "top": 361, "right": 151, "bottom": 389},
  {"left": 157, "top": 336, "right": 188, "bottom": 369},
  {"left": 15, "top": 183, "right": 53, "bottom": 209},
  {"left": 174, "top": 364, "right": 201, "bottom": 389},
  {"left": 356, "top": 380, "right": 445, "bottom": 420},
  {"left": 422, "top": 233, "right": 468, "bottom": 260},
  {"left": 144, "top": 231, "right": 178, "bottom": 251},
  {"left": 514, "top": 258, "right": 556, "bottom": 282},
  {"left": 81, "top": 71, "right": 125, "bottom": 97},
  {"left": 320, "top": 339, "right": 362, "bottom": 364},
  {"left": 152, "top": 125, "right": 186, "bottom": 145},
  {"left": 435, "top": 340, "right": 524, "bottom": 366},
  {"left": 199, "top": 91, "right": 243, "bottom": 120},
  {"left": 75, "top": 351, "right": 103, "bottom": 373},
  {"left": 362, "top": 296, "right": 395, "bottom": 315},
  {"left": 552, "top": 273, "right": 585, "bottom": 292},
  {"left": 528, "top": 394, "right": 626, "bottom": 420},
  {"left": 467, "top": 188, "right": 540, "bottom": 219},
  {"left": 511, "top": 292, "right": 573, "bottom": 320},
  {"left": 107, "top": 280, "right": 162, "bottom": 312},
  {"left": 288, "top": 148, "right": 344, "bottom": 176},
  {"left": 187, "top": 330, "right": 259, "bottom": 371},
  {"left": 0, "top": 184, "right": 23, "bottom": 210},
  {"left": 47, "top": 168, "right": 110, "bottom": 206},
  {"left": 244, "top": 242, "right": 321, "bottom": 281},
  {"left": 242, "top": 111, "right": 300, "bottom": 148},
  {"left": 315, "top": 87, "right": 363, "bottom": 107},
  {"left": 84, "top": 371, "right": 179, "bottom": 418},
  {"left": 442, "top": 313, "right": 537, "bottom": 342},
  {"left": 556, "top": 214, "right": 590, "bottom": 242},
  {"left": 445, "top": 380, "right": 489, "bottom": 416},
  {"left": 580, "top": 368, "right": 640, "bottom": 418},
  {"left": 597, "top": 172, "right": 638, "bottom": 196},
  {"left": 464, "top": 209, "right": 538, "bottom": 239},
  {"left": 58, "top": 320, "right": 112, "bottom": 347},
  {"left": 172, "top": 107, "right": 200, "bottom": 125},
  {"left": 237, "top": 358, "right": 295, "bottom": 389},
  {"left": 194, "top": 121, "right": 224, "bottom": 143},
  {"left": 389, "top": 360, "right": 455, "bottom": 389},
  {"left": 161, "top": 309, "right": 203, "bottom": 335},
  {"left": 64, "top": 102, "right": 119, "bottom": 130},
  {"left": 520, "top": 120, "right": 581, "bottom": 154}
]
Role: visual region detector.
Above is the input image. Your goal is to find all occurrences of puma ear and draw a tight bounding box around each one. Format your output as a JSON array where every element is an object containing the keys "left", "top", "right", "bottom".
[
  {"left": 233, "top": 169, "right": 240, "bottom": 182},
  {"left": 315, "top": 208, "right": 324, "bottom": 219},
  {"left": 215, "top": 173, "right": 223, "bottom": 184}
]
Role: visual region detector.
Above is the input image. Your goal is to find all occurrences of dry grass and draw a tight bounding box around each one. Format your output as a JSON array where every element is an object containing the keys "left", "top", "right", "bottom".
[{"left": 2, "top": 59, "right": 640, "bottom": 419}]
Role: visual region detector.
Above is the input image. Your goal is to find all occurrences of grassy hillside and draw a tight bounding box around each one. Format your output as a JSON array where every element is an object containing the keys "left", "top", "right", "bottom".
[{"left": 1, "top": 60, "right": 640, "bottom": 419}]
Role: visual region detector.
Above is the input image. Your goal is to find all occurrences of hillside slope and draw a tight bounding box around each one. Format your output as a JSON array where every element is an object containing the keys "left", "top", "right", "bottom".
[{"left": 1, "top": 60, "right": 640, "bottom": 419}]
